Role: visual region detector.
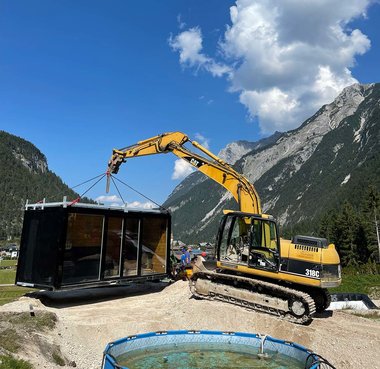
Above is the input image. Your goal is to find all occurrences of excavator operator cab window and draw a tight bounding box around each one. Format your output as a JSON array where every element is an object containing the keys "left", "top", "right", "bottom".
[
  {"left": 220, "top": 216, "right": 250, "bottom": 263},
  {"left": 249, "top": 219, "right": 279, "bottom": 271},
  {"left": 219, "top": 214, "right": 280, "bottom": 272}
]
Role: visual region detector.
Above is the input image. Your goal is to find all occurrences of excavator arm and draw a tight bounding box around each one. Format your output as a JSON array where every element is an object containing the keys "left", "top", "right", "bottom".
[{"left": 107, "top": 132, "right": 261, "bottom": 214}]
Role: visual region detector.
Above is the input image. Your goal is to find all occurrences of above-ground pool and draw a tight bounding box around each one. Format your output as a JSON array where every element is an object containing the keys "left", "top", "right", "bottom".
[{"left": 102, "top": 330, "right": 335, "bottom": 369}]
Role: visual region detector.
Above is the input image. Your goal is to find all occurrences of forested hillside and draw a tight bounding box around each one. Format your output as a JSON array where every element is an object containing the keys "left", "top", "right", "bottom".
[
  {"left": 0, "top": 131, "right": 81, "bottom": 239},
  {"left": 163, "top": 83, "right": 380, "bottom": 266},
  {"left": 317, "top": 185, "right": 380, "bottom": 267}
]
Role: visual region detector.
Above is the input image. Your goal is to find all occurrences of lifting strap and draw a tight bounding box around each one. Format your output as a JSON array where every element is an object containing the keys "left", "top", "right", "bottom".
[{"left": 36, "top": 172, "right": 166, "bottom": 210}]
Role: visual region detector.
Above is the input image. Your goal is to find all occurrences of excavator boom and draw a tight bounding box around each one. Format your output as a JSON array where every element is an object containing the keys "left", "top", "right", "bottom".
[{"left": 107, "top": 132, "right": 261, "bottom": 214}]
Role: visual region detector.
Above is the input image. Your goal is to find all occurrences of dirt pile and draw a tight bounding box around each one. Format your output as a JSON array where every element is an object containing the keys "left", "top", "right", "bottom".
[{"left": 1, "top": 281, "right": 379, "bottom": 369}]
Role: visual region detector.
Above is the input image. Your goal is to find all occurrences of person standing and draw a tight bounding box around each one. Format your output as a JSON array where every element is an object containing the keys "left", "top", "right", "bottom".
[
  {"left": 185, "top": 247, "right": 191, "bottom": 265},
  {"left": 181, "top": 248, "right": 187, "bottom": 266}
]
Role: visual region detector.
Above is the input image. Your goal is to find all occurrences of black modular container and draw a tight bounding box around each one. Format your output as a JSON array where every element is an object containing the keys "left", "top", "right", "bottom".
[{"left": 16, "top": 202, "right": 171, "bottom": 290}]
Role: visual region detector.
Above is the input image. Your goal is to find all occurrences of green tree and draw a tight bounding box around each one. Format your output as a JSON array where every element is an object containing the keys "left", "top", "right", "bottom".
[
  {"left": 319, "top": 209, "right": 336, "bottom": 241},
  {"left": 361, "top": 185, "right": 380, "bottom": 262},
  {"left": 332, "top": 201, "right": 359, "bottom": 267}
]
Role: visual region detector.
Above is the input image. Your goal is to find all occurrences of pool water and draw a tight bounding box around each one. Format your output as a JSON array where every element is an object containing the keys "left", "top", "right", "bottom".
[{"left": 116, "top": 342, "right": 303, "bottom": 369}]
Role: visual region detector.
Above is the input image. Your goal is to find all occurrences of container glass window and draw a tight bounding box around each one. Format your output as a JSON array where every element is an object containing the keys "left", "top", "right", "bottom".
[
  {"left": 123, "top": 218, "right": 139, "bottom": 276},
  {"left": 62, "top": 213, "right": 104, "bottom": 284},
  {"left": 104, "top": 217, "right": 123, "bottom": 278},
  {"left": 141, "top": 217, "right": 167, "bottom": 275}
]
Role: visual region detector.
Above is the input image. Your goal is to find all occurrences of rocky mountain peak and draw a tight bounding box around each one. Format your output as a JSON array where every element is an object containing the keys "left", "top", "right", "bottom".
[
  {"left": 217, "top": 131, "right": 283, "bottom": 165},
  {"left": 218, "top": 141, "right": 258, "bottom": 164},
  {"left": 242, "top": 83, "right": 373, "bottom": 185},
  {"left": 163, "top": 83, "right": 380, "bottom": 243},
  {"left": 12, "top": 150, "right": 48, "bottom": 174},
  {"left": 0, "top": 130, "right": 48, "bottom": 174},
  {"left": 321, "top": 83, "right": 374, "bottom": 130}
]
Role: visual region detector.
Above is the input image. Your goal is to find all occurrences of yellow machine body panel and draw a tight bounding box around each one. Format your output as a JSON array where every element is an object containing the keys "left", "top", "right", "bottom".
[{"left": 217, "top": 261, "right": 323, "bottom": 287}]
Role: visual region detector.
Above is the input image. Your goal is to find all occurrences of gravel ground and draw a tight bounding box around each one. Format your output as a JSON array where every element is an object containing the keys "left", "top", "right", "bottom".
[{"left": 1, "top": 281, "right": 380, "bottom": 369}]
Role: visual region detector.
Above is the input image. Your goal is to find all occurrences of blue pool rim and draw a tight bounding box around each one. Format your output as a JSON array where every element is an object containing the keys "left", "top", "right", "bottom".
[{"left": 102, "top": 330, "right": 324, "bottom": 369}]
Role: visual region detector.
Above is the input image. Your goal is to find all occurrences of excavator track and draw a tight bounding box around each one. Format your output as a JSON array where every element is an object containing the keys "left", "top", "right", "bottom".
[
  {"left": 190, "top": 270, "right": 316, "bottom": 325},
  {"left": 307, "top": 287, "right": 331, "bottom": 313}
]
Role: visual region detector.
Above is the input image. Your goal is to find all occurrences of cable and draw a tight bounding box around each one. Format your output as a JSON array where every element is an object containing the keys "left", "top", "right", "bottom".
[
  {"left": 31, "top": 171, "right": 166, "bottom": 211},
  {"left": 79, "top": 173, "right": 107, "bottom": 198},
  {"left": 111, "top": 175, "right": 167, "bottom": 210},
  {"left": 33, "top": 172, "right": 107, "bottom": 203},
  {"left": 110, "top": 175, "right": 126, "bottom": 205},
  {"left": 71, "top": 173, "right": 106, "bottom": 190}
]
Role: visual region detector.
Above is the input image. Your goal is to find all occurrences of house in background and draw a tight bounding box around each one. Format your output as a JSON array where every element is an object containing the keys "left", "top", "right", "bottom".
[
  {"left": 0, "top": 244, "right": 19, "bottom": 259},
  {"left": 171, "top": 240, "right": 186, "bottom": 251}
]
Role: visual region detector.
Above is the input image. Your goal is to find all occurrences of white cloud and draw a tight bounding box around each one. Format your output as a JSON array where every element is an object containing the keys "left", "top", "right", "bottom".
[
  {"left": 170, "top": 134, "right": 210, "bottom": 179},
  {"left": 172, "top": 159, "right": 195, "bottom": 180},
  {"left": 168, "top": 27, "right": 231, "bottom": 77},
  {"left": 199, "top": 95, "right": 214, "bottom": 105},
  {"left": 240, "top": 88, "right": 300, "bottom": 133},
  {"left": 126, "top": 201, "right": 155, "bottom": 209},
  {"left": 177, "top": 14, "right": 186, "bottom": 30},
  {"left": 96, "top": 195, "right": 123, "bottom": 205},
  {"left": 170, "top": 0, "right": 373, "bottom": 133},
  {"left": 95, "top": 194, "right": 155, "bottom": 209}
]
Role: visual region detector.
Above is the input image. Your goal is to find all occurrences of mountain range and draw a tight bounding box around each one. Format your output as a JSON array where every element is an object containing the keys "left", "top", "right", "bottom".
[
  {"left": 163, "top": 83, "right": 380, "bottom": 243},
  {"left": 0, "top": 83, "right": 379, "bottom": 243}
]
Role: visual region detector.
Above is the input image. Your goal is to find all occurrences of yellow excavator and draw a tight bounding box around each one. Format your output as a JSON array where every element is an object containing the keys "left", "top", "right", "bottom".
[{"left": 107, "top": 132, "right": 341, "bottom": 324}]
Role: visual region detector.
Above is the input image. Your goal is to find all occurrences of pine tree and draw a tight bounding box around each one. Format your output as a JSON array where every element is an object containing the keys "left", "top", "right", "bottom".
[
  {"left": 319, "top": 210, "right": 336, "bottom": 242},
  {"left": 332, "top": 201, "right": 359, "bottom": 267},
  {"left": 361, "top": 185, "right": 380, "bottom": 262}
]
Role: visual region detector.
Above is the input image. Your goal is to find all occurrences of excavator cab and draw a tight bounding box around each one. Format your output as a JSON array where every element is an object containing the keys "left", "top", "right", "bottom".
[{"left": 217, "top": 212, "right": 280, "bottom": 273}]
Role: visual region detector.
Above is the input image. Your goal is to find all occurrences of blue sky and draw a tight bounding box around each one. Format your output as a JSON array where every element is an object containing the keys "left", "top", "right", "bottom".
[{"left": 1, "top": 0, "right": 379, "bottom": 207}]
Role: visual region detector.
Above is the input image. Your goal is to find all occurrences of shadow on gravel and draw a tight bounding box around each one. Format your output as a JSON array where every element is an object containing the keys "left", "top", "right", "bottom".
[
  {"left": 314, "top": 310, "right": 334, "bottom": 319},
  {"left": 26, "top": 281, "right": 171, "bottom": 308}
]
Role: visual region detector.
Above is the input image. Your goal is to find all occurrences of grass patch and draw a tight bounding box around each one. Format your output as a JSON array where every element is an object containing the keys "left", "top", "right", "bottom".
[
  {"left": 0, "top": 269, "right": 16, "bottom": 285},
  {"left": 329, "top": 274, "right": 380, "bottom": 295},
  {"left": 0, "top": 355, "right": 33, "bottom": 369},
  {"left": 4, "top": 311, "right": 57, "bottom": 332},
  {"left": 0, "top": 328, "right": 21, "bottom": 353},
  {"left": 0, "top": 286, "right": 34, "bottom": 306},
  {"left": 0, "top": 260, "right": 17, "bottom": 267},
  {"left": 352, "top": 313, "right": 380, "bottom": 321},
  {"left": 0, "top": 312, "right": 58, "bottom": 360},
  {"left": 52, "top": 350, "right": 65, "bottom": 366}
]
